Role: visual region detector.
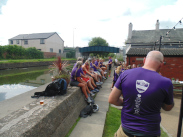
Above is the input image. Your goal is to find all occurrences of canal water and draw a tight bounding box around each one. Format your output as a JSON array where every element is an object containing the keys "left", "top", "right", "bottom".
[{"left": 0, "top": 65, "right": 73, "bottom": 102}]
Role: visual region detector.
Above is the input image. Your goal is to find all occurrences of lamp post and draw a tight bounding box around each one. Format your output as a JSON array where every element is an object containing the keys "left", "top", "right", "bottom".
[{"left": 73, "top": 28, "right": 76, "bottom": 48}]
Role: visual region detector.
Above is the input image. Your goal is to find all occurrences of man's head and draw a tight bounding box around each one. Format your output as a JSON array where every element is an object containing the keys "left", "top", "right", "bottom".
[{"left": 143, "top": 51, "right": 164, "bottom": 72}]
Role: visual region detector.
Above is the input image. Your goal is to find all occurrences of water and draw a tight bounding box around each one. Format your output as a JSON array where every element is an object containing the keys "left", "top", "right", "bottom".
[{"left": 0, "top": 66, "right": 53, "bottom": 102}]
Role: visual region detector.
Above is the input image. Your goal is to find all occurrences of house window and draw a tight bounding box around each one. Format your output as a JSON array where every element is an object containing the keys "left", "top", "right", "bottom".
[
  {"left": 59, "top": 49, "right": 61, "bottom": 53},
  {"left": 16, "top": 40, "right": 19, "bottom": 44},
  {"left": 38, "top": 49, "right": 41, "bottom": 51},
  {"left": 24, "top": 40, "right": 28, "bottom": 45},
  {"left": 40, "top": 39, "right": 45, "bottom": 44},
  {"left": 10, "top": 40, "right": 13, "bottom": 44},
  {"left": 50, "top": 48, "right": 53, "bottom": 52}
]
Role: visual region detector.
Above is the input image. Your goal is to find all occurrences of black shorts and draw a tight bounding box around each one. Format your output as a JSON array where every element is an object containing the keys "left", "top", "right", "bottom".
[
  {"left": 70, "top": 80, "right": 79, "bottom": 86},
  {"left": 109, "top": 65, "right": 111, "bottom": 70}
]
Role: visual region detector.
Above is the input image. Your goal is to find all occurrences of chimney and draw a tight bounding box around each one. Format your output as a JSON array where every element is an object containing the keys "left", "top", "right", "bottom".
[
  {"left": 156, "top": 20, "right": 159, "bottom": 30},
  {"left": 128, "top": 23, "right": 133, "bottom": 39}
]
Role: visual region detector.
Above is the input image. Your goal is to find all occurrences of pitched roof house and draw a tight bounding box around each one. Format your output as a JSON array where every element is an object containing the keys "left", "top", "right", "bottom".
[
  {"left": 125, "top": 20, "right": 183, "bottom": 80},
  {"left": 9, "top": 32, "right": 64, "bottom": 57}
]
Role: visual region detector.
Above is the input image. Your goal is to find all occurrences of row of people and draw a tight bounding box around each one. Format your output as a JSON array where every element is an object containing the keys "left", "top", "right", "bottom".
[
  {"left": 111, "top": 63, "right": 141, "bottom": 89},
  {"left": 70, "top": 57, "right": 109, "bottom": 103}
]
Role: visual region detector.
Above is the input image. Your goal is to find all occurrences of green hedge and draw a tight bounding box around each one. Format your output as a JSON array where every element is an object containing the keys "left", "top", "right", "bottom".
[{"left": 0, "top": 45, "right": 44, "bottom": 59}]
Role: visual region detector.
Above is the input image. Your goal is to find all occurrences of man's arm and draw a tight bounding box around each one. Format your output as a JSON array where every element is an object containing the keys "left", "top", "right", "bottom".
[
  {"left": 162, "top": 102, "right": 174, "bottom": 111},
  {"left": 108, "top": 87, "right": 123, "bottom": 106}
]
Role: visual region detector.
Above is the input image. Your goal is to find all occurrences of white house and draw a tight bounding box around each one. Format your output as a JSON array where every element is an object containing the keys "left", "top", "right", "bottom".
[{"left": 9, "top": 32, "right": 64, "bottom": 54}]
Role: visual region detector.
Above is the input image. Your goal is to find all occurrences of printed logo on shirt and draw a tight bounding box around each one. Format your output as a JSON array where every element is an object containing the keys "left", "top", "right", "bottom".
[
  {"left": 134, "top": 94, "right": 141, "bottom": 115},
  {"left": 136, "top": 80, "right": 150, "bottom": 93}
]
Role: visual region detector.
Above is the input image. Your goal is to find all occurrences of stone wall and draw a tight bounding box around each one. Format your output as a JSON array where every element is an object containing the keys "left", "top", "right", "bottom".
[{"left": 0, "top": 86, "right": 87, "bottom": 137}]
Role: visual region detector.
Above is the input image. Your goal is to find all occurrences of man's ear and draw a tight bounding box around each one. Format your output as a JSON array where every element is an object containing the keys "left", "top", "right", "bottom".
[{"left": 143, "top": 57, "right": 146, "bottom": 64}]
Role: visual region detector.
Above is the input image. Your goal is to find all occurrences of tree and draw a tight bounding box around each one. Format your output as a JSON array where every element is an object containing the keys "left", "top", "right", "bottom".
[
  {"left": 88, "top": 37, "right": 109, "bottom": 47},
  {"left": 88, "top": 37, "right": 109, "bottom": 57}
]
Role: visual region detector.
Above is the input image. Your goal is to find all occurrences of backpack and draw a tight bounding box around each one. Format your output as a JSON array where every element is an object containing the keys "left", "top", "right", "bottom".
[
  {"left": 31, "top": 78, "right": 67, "bottom": 98},
  {"left": 80, "top": 104, "right": 93, "bottom": 118},
  {"left": 79, "top": 103, "right": 99, "bottom": 118}
]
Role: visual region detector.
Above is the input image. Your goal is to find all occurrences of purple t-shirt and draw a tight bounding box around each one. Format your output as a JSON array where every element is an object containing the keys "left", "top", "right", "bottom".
[
  {"left": 70, "top": 67, "right": 82, "bottom": 81},
  {"left": 114, "top": 67, "right": 173, "bottom": 136},
  {"left": 94, "top": 61, "right": 99, "bottom": 67},
  {"left": 108, "top": 59, "right": 112, "bottom": 66},
  {"left": 113, "top": 70, "right": 121, "bottom": 82},
  {"left": 90, "top": 62, "right": 97, "bottom": 71}
]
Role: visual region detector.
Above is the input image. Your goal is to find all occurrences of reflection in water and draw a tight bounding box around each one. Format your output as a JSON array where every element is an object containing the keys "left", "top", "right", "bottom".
[
  {"left": 0, "top": 84, "right": 36, "bottom": 101},
  {"left": 0, "top": 64, "right": 74, "bottom": 102}
]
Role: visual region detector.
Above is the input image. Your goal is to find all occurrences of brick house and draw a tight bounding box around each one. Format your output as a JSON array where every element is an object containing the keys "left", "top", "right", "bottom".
[
  {"left": 9, "top": 32, "right": 64, "bottom": 58},
  {"left": 125, "top": 20, "right": 183, "bottom": 80}
]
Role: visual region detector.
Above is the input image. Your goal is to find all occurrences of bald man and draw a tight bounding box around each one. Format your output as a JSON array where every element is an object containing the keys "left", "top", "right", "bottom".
[{"left": 109, "top": 51, "right": 174, "bottom": 137}]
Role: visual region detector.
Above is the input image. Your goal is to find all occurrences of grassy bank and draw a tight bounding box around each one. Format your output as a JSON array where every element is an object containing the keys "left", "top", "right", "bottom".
[
  {"left": 103, "top": 105, "right": 169, "bottom": 137},
  {"left": 0, "top": 58, "right": 76, "bottom": 64}
]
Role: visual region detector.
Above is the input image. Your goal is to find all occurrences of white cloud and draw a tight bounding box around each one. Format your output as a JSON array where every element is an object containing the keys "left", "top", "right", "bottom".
[{"left": 0, "top": 0, "right": 182, "bottom": 47}]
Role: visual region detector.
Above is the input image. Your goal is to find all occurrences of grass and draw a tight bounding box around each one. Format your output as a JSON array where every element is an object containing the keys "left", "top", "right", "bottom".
[
  {"left": 0, "top": 58, "right": 76, "bottom": 64},
  {"left": 103, "top": 105, "right": 169, "bottom": 137},
  {"left": 103, "top": 105, "right": 121, "bottom": 137}
]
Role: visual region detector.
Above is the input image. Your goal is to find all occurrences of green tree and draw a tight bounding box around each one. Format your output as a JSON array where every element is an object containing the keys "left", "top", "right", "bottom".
[{"left": 88, "top": 37, "right": 109, "bottom": 57}]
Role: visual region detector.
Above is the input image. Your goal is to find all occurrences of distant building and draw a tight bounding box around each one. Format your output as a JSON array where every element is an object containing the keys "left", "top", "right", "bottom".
[
  {"left": 125, "top": 20, "right": 183, "bottom": 80},
  {"left": 9, "top": 32, "right": 64, "bottom": 58}
]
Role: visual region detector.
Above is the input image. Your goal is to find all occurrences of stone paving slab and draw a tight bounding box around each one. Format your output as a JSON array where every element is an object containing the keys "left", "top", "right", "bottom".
[
  {"left": 69, "top": 67, "right": 115, "bottom": 137},
  {"left": 70, "top": 122, "right": 104, "bottom": 137},
  {"left": 161, "top": 97, "right": 183, "bottom": 137}
]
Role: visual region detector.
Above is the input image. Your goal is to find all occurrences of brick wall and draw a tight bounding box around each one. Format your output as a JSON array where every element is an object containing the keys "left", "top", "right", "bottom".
[
  {"left": 126, "top": 56, "right": 183, "bottom": 81},
  {"left": 44, "top": 52, "right": 56, "bottom": 58}
]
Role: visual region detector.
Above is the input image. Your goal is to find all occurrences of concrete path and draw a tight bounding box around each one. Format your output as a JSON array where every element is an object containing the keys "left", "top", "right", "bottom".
[
  {"left": 69, "top": 66, "right": 183, "bottom": 137},
  {"left": 69, "top": 67, "right": 114, "bottom": 137},
  {"left": 161, "top": 95, "right": 183, "bottom": 137}
]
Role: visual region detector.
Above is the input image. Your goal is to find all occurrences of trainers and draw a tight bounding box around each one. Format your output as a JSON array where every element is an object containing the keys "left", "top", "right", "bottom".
[
  {"left": 96, "top": 82, "right": 102, "bottom": 85},
  {"left": 94, "top": 88, "right": 99, "bottom": 92},
  {"left": 90, "top": 92, "right": 95, "bottom": 96},
  {"left": 103, "top": 76, "right": 107, "bottom": 79},
  {"left": 87, "top": 97, "right": 92, "bottom": 103},
  {"left": 99, "top": 81, "right": 103, "bottom": 84}
]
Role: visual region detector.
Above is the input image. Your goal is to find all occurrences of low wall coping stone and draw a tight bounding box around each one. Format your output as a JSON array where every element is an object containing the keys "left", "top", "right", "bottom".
[{"left": 0, "top": 85, "right": 87, "bottom": 137}]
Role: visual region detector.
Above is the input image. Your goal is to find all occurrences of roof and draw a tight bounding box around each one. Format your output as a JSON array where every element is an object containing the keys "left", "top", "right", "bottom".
[
  {"left": 9, "top": 32, "right": 62, "bottom": 40},
  {"left": 126, "top": 28, "right": 183, "bottom": 44},
  {"left": 126, "top": 48, "right": 183, "bottom": 56}
]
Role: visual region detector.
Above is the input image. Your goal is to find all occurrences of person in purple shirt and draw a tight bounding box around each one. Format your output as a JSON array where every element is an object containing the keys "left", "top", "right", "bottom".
[
  {"left": 70, "top": 61, "right": 92, "bottom": 103},
  {"left": 108, "top": 56, "right": 112, "bottom": 77},
  {"left": 94, "top": 58, "right": 106, "bottom": 79},
  {"left": 108, "top": 51, "right": 174, "bottom": 137},
  {"left": 111, "top": 65, "right": 122, "bottom": 90},
  {"left": 90, "top": 58, "right": 102, "bottom": 82}
]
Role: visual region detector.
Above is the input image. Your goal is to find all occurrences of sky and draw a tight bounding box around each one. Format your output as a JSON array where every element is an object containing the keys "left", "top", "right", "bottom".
[{"left": 0, "top": 0, "right": 182, "bottom": 48}]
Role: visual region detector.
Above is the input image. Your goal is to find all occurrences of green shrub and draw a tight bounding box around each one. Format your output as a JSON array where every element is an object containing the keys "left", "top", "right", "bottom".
[{"left": 0, "top": 45, "right": 44, "bottom": 59}]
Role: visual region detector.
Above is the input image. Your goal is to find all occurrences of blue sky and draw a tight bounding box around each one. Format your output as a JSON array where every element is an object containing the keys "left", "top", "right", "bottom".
[{"left": 0, "top": 0, "right": 182, "bottom": 48}]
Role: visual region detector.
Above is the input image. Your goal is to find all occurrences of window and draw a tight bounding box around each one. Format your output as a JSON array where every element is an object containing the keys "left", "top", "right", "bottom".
[
  {"left": 38, "top": 49, "right": 41, "bottom": 51},
  {"left": 59, "top": 49, "right": 61, "bottom": 53},
  {"left": 50, "top": 48, "right": 53, "bottom": 52},
  {"left": 16, "top": 40, "right": 19, "bottom": 44},
  {"left": 10, "top": 40, "right": 13, "bottom": 44},
  {"left": 40, "top": 39, "right": 45, "bottom": 44},
  {"left": 24, "top": 40, "right": 28, "bottom": 45}
]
